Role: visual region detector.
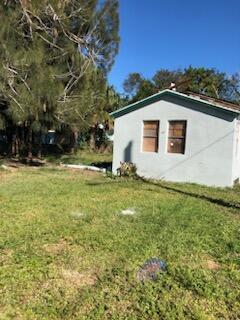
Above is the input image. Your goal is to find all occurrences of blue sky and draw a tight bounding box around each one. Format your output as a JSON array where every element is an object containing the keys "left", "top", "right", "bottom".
[{"left": 108, "top": 0, "right": 240, "bottom": 93}]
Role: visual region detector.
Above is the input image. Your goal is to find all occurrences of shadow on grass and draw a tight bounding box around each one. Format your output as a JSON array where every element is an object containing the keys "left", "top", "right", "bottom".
[
  {"left": 90, "top": 161, "right": 112, "bottom": 171},
  {"left": 1, "top": 157, "right": 46, "bottom": 168},
  {"left": 86, "top": 175, "right": 240, "bottom": 211},
  {"left": 141, "top": 178, "right": 240, "bottom": 211}
]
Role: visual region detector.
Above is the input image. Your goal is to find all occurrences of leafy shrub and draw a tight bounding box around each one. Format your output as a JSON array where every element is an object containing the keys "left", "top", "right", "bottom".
[{"left": 117, "top": 161, "right": 137, "bottom": 178}]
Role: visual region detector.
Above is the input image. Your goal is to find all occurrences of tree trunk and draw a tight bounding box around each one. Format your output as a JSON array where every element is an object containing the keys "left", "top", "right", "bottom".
[
  {"left": 19, "top": 125, "right": 25, "bottom": 156},
  {"left": 27, "top": 126, "right": 33, "bottom": 160},
  {"left": 69, "top": 129, "right": 78, "bottom": 154},
  {"left": 37, "top": 147, "right": 42, "bottom": 159},
  {"left": 11, "top": 126, "right": 18, "bottom": 157},
  {"left": 89, "top": 127, "right": 96, "bottom": 150},
  {"left": 11, "top": 132, "right": 16, "bottom": 156},
  {"left": 37, "top": 131, "right": 42, "bottom": 159}
]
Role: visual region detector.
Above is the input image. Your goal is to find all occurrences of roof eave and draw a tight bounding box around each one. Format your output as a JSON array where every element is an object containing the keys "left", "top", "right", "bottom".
[{"left": 110, "top": 89, "right": 240, "bottom": 119}]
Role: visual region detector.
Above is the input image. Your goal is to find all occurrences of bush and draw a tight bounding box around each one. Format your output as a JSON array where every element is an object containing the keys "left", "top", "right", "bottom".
[{"left": 117, "top": 161, "right": 137, "bottom": 178}]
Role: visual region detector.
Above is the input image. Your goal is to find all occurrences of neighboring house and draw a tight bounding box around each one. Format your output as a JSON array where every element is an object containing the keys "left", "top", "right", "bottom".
[{"left": 110, "top": 89, "right": 240, "bottom": 187}]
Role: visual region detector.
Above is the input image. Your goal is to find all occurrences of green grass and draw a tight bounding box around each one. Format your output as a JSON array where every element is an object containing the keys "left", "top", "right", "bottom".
[
  {"left": 0, "top": 167, "right": 239, "bottom": 319},
  {"left": 45, "top": 149, "right": 112, "bottom": 166}
]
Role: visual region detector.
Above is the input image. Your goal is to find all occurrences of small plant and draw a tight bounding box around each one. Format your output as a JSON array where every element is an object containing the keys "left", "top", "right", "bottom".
[{"left": 117, "top": 161, "right": 137, "bottom": 178}]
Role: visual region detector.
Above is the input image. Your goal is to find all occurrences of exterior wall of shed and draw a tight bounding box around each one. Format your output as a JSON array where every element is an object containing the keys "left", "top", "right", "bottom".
[
  {"left": 112, "top": 97, "right": 237, "bottom": 187},
  {"left": 232, "top": 118, "right": 240, "bottom": 182}
]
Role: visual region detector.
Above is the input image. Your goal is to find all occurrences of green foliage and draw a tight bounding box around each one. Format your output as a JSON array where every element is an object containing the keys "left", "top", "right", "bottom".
[
  {"left": 105, "top": 85, "right": 127, "bottom": 113},
  {"left": 152, "top": 69, "right": 183, "bottom": 90},
  {"left": 123, "top": 67, "right": 240, "bottom": 105},
  {"left": 0, "top": 0, "right": 120, "bottom": 155},
  {"left": 123, "top": 72, "right": 143, "bottom": 95},
  {"left": 117, "top": 161, "right": 137, "bottom": 177}
]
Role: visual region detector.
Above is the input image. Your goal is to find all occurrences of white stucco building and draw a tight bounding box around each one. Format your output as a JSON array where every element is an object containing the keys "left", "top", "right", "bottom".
[{"left": 110, "top": 89, "right": 240, "bottom": 187}]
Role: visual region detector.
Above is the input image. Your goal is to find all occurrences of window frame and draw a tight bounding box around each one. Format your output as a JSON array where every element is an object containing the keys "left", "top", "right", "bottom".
[
  {"left": 142, "top": 120, "right": 160, "bottom": 153},
  {"left": 167, "top": 120, "right": 187, "bottom": 155}
]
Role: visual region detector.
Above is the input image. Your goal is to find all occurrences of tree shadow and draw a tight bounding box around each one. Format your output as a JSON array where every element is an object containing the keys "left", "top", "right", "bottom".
[{"left": 141, "top": 178, "right": 240, "bottom": 211}]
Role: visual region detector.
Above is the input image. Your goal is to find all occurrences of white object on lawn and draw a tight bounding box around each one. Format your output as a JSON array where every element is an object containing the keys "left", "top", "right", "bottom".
[
  {"left": 64, "top": 164, "right": 106, "bottom": 173},
  {"left": 121, "top": 208, "right": 136, "bottom": 215},
  {"left": 70, "top": 212, "right": 85, "bottom": 219}
]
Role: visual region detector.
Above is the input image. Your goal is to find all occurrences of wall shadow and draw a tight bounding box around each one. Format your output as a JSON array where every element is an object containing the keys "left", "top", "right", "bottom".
[{"left": 124, "top": 141, "right": 133, "bottom": 162}]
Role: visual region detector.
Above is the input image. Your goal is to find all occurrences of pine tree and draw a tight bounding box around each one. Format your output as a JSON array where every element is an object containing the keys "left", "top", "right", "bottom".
[{"left": 0, "top": 0, "right": 120, "bottom": 157}]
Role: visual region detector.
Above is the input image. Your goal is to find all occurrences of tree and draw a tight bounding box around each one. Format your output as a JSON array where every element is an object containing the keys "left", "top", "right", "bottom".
[
  {"left": 123, "top": 72, "right": 143, "bottom": 95},
  {"left": 0, "top": 0, "right": 120, "bottom": 157},
  {"left": 182, "top": 67, "right": 240, "bottom": 102},
  {"left": 123, "top": 73, "right": 157, "bottom": 103},
  {"left": 152, "top": 69, "right": 183, "bottom": 90},
  {"left": 123, "top": 67, "right": 240, "bottom": 105}
]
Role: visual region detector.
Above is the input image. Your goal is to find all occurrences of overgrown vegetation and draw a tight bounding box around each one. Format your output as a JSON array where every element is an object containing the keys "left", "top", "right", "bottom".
[
  {"left": 46, "top": 148, "right": 112, "bottom": 165},
  {"left": 0, "top": 167, "right": 239, "bottom": 319},
  {"left": 117, "top": 161, "right": 137, "bottom": 177},
  {"left": 0, "top": 0, "right": 121, "bottom": 157}
]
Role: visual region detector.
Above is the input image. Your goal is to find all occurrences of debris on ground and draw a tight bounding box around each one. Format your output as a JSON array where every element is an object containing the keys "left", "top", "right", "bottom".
[
  {"left": 63, "top": 164, "right": 106, "bottom": 173},
  {"left": 137, "top": 257, "right": 167, "bottom": 281},
  {"left": 70, "top": 211, "right": 85, "bottom": 219},
  {"left": 121, "top": 208, "right": 136, "bottom": 215}
]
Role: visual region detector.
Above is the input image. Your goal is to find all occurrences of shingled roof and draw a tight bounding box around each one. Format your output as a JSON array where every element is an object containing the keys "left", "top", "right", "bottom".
[
  {"left": 110, "top": 89, "right": 240, "bottom": 119},
  {"left": 185, "top": 91, "right": 240, "bottom": 112}
]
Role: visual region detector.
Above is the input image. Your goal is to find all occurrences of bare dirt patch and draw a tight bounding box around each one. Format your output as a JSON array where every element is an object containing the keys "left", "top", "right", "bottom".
[
  {"left": 204, "top": 259, "right": 221, "bottom": 270},
  {"left": 181, "top": 254, "right": 221, "bottom": 271},
  {"left": 199, "top": 254, "right": 221, "bottom": 270}
]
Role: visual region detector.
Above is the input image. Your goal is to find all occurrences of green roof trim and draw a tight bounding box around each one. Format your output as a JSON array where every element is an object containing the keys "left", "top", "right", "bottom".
[{"left": 110, "top": 89, "right": 240, "bottom": 119}]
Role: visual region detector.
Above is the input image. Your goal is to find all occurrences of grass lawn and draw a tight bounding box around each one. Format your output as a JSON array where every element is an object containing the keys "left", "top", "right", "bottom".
[
  {"left": 45, "top": 149, "right": 112, "bottom": 166},
  {"left": 0, "top": 166, "right": 239, "bottom": 319}
]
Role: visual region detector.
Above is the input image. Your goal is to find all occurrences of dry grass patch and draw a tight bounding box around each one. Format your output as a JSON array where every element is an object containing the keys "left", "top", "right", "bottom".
[
  {"left": 39, "top": 267, "right": 97, "bottom": 292},
  {"left": 42, "top": 239, "right": 69, "bottom": 255},
  {"left": 30, "top": 267, "right": 98, "bottom": 305},
  {"left": 61, "top": 269, "right": 97, "bottom": 288},
  {"left": 180, "top": 254, "right": 221, "bottom": 271},
  {"left": 0, "top": 248, "right": 14, "bottom": 264},
  {"left": 203, "top": 258, "right": 221, "bottom": 270},
  {"left": 42, "top": 239, "right": 82, "bottom": 255},
  {"left": 111, "top": 299, "right": 133, "bottom": 314},
  {"left": 0, "top": 170, "right": 18, "bottom": 183}
]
